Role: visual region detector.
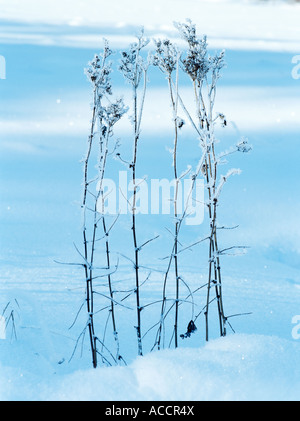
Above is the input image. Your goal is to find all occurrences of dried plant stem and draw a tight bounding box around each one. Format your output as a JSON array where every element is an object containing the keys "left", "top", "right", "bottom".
[
  {"left": 194, "top": 80, "right": 226, "bottom": 340},
  {"left": 131, "top": 67, "right": 147, "bottom": 356},
  {"left": 119, "top": 33, "right": 149, "bottom": 356},
  {"left": 82, "top": 86, "right": 98, "bottom": 368},
  {"left": 102, "top": 216, "right": 120, "bottom": 359},
  {"left": 81, "top": 43, "right": 127, "bottom": 367},
  {"left": 154, "top": 55, "right": 180, "bottom": 349},
  {"left": 172, "top": 20, "right": 229, "bottom": 341},
  {"left": 169, "top": 69, "right": 181, "bottom": 348},
  {"left": 94, "top": 123, "right": 121, "bottom": 360}
]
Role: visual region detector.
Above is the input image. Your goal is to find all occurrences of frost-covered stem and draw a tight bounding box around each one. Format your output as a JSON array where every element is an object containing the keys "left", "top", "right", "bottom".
[
  {"left": 120, "top": 34, "right": 148, "bottom": 356},
  {"left": 212, "top": 201, "right": 226, "bottom": 336},
  {"left": 87, "top": 110, "right": 113, "bottom": 367},
  {"left": 168, "top": 70, "right": 180, "bottom": 348},
  {"left": 152, "top": 44, "right": 181, "bottom": 349},
  {"left": 210, "top": 150, "right": 226, "bottom": 336},
  {"left": 131, "top": 81, "right": 140, "bottom": 354},
  {"left": 157, "top": 243, "right": 174, "bottom": 350},
  {"left": 82, "top": 42, "right": 127, "bottom": 367},
  {"left": 102, "top": 216, "right": 120, "bottom": 359},
  {"left": 192, "top": 79, "right": 215, "bottom": 341},
  {"left": 83, "top": 47, "right": 112, "bottom": 368},
  {"left": 210, "top": 143, "right": 225, "bottom": 337},
  {"left": 174, "top": 20, "right": 227, "bottom": 340},
  {"left": 132, "top": 68, "right": 147, "bottom": 357},
  {"left": 89, "top": 125, "right": 109, "bottom": 349},
  {"left": 198, "top": 82, "right": 226, "bottom": 340},
  {"left": 96, "top": 116, "right": 123, "bottom": 362},
  {"left": 82, "top": 85, "right": 98, "bottom": 369}
]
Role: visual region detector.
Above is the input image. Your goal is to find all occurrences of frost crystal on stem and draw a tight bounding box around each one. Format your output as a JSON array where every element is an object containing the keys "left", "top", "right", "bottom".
[
  {"left": 80, "top": 40, "right": 127, "bottom": 368},
  {"left": 119, "top": 29, "right": 149, "bottom": 357}
]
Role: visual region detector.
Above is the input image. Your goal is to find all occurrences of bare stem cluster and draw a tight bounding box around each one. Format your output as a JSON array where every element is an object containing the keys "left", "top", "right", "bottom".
[{"left": 69, "top": 22, "right": 250, "bottom": 368}]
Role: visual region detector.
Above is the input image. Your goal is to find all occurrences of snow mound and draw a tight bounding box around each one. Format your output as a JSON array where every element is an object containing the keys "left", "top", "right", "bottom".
[{"left": 1, "top": 334, "right": 299, "bottom": 401}]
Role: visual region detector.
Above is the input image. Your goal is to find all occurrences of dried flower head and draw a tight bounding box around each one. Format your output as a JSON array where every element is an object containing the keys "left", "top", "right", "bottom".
[
  {"left": 119, "top": 30, "right": 149, "bottom": 86},
  {"left": 152, "top": 38, "right": 178, "bottom": 76},
  {"left": 99, "top": 98, "right": 128, "bottom": 128},
  {"left": 85, "top": 40, "right": 113, "bottom": 98},
  {"left": 174, "top": 20, "right": 209, "bottom": 83},
  {"left": 236, "top": 137, "right": 252, "bottom": 153}
]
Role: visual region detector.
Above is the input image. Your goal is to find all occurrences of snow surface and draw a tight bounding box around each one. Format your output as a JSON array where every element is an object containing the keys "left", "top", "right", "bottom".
[
  {"left": 1, "top": 0, "right": 300, "bottom": 401},
  {"left": 1, "top": 334, "right": 300, "bottom": 401}
]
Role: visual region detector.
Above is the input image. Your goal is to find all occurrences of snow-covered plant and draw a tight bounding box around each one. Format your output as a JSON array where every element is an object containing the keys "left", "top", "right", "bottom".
[
  {"left": 70, "top": 24, "right": 250, "bottom": 366},
  {"left": 177, "top": 20, "right": 227, "bottom": 340},
  {"left": 174, "top": 19, "right": 251, "bottom": 341},
  {"left": 119, "top": 29, "right": 150, "bottom": 356},
  {"left": 79, "top": 40, "right": 127, "bottom": 368},
  {"left": 152, "top": 38, "right": 184, "bottom": 349}
]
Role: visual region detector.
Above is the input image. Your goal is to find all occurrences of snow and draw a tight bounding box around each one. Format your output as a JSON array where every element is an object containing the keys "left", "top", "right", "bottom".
[
  {"left": 1, "top": 0, "right": 300, "bottom": 401},
  {"left": 1, "top": 334, "right": 300, "bottom": 401}
]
